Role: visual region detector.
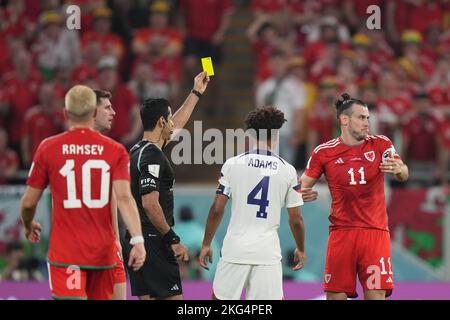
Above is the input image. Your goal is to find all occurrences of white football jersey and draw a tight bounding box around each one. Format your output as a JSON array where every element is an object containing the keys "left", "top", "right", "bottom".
[{"left": 217, "top": 149, "right": 303, "bottom": 265}]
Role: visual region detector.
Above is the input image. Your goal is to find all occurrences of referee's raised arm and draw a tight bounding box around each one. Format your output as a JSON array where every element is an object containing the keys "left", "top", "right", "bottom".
[{"left": 170, "top": 71, "right": 210, "bottom": 140}]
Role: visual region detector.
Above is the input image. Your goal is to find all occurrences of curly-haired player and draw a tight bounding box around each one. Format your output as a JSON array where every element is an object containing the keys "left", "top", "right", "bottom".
[{"left": 199, "top": 106, "right": 306, "bottom": 300}]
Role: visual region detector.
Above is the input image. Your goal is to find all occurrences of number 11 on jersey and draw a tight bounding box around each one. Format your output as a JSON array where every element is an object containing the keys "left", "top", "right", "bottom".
[
  {"left": 348, "top": 167, "right": 367, "bottom": 185},
  {"left": 247, "top": 176, "right": 270, "bottom": 219}
]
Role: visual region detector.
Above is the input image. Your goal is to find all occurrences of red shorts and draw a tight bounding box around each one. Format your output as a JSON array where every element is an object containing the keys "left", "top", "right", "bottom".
[
  {"left": 48, "top": 264, "right": 115, "bottom": 300},
  {"left": 324, "top": 229, "right": 394, "bottom": 298},
  {"left": 114, "top": 244, "right": 126, "bottom": 284}
]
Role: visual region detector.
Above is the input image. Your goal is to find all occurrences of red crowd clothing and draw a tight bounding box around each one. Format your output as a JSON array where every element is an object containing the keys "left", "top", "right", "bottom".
[
  {"left": 408, "top": 1, "right": 443, "bottom": 34},
  {"left": 22, "top": 106, "right": 66, "bottom": 160},
  {"left": 438, "top": 119, "right": 450, "bottom": 150},
  {"left": 2, "top": 72, "right": 41, "bottom": 145},
  {"left": 428, "top": 85, "right": 450, "bottom": 107},
  {"left": 308, "top": 101, "right": 336, "bottom": 144},
  {"left": 132, "top": 28, "right": 183, "bottom": 81},
  {"left": 0, "top": 148, "right": 19, "bottom": 184},
  {"left": 402, "top": 114, "right": 439, "bottom": 162},
  {"left": 81, "top": 32, "right": 125, "bottom": 61},
  {"left": 180, "top": 0, "right": 234, "bottom": 41},
  {"left": 250, "top": 0, "right": 303, "bottom": 14},
  {"left": 107, "top": 85, "right": 138, "bottom": 142}
]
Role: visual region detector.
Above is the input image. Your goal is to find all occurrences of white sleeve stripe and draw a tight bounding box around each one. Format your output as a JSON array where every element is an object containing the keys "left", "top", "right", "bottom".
[
  {"left": 286, "top": 200, "right": 304, "bottom": 208},
  {"left": 314, "top": 139, "right": 340, "bottom": 154},
  {"left": 137, "top": 142, "right": 151, "bottom": 172},
  {"left": 313, "top": 138, "right": 339, "bottom": 153}
]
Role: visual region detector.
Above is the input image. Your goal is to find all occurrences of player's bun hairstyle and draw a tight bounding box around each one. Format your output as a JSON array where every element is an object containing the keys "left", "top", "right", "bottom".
[
  {"left": 335, "top": 93, "right": 367, "bottom": 119},
  {"left": 65, "top": 85, "right": 97, "bottom": 121},
  {"left": 93, "top": 89, "right": 112, "bottom": 106},
  {"left": 140, "top": 98, "right": 170, "bottom": 131},
  {"left": 245, "top": 106, "right": 287, "bottom": 141}
]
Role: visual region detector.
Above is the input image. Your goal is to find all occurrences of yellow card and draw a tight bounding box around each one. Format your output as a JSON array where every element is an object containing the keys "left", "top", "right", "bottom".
[{"left": 201, "top": 57, "right": 215, "bottom": 76}]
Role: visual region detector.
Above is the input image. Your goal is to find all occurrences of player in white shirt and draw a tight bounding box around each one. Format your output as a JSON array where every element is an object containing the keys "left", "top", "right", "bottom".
[{"left": 199, "top": 106, "right": 306, "bottom": 300}]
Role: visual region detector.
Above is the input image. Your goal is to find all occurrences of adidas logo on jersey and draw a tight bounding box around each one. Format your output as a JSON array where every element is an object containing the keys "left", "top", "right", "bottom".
[
  {"left": 386, "top": 277, "right": 393, "bottom": 284},
  {"left": 334, "top": 158, "right": 344, "bottom": 164},
  {"left": 170, "top": 284, "right": 180, "bottom": 291}
]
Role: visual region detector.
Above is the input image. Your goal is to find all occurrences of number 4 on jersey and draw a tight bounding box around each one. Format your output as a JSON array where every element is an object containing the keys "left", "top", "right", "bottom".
[{"left": 247, "top": 176, "right": 270, "bottom": 219}]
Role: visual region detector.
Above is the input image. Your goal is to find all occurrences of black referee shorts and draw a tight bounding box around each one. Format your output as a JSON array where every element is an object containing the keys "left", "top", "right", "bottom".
[{"left": 123, "top": 230, "right": 182, "bottom": 298}]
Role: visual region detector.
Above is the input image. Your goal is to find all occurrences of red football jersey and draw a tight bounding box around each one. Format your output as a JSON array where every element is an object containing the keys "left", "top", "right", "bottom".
[
  {"left": 27, "top": 128, "right": 130, "bottom": 268},
  {"left": 305, "top": 135, "right": 400, "bottom": 232}
]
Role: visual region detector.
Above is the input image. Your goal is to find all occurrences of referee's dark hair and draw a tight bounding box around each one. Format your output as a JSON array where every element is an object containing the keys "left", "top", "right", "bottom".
[
  {"left": 140, "top": 98, "right": 170, "bottom": 131},
  {"left": 245, "top": 106, "right": 287, "bottom": 141},
  {"left": 335, "top": 93, "right": 367, "bottom": 120}
]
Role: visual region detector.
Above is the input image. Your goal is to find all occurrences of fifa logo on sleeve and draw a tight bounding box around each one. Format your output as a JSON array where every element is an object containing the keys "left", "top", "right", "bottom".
[{"left": 66, "top": 265, "right": 81, "bottom": 290}]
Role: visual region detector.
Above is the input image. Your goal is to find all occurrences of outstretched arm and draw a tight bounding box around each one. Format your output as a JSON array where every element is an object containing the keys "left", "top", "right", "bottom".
[{"left": 171, "top": 72, "right": 210, "bottom": 139}]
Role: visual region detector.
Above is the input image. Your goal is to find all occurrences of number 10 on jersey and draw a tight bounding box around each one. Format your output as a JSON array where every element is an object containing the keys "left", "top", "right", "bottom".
[{"left": 247, "top": 176, "right": 270, "bottom": 219}]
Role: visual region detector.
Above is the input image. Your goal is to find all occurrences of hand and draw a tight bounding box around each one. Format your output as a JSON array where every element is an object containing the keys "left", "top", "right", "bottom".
[
  {"left": 292, "top": 248, "right": 306, "bottom": 271},
  {"left": 171, "top": 242, "right": 189, "bottom": 262},
  {"left": 198, "top": 245, "right": 213, "bottom": 270},
  {"left": 379, "top": 157, "right": 403, "bottom": 175},
  {"left": 193, "top": 72, "right": 210, "bottom": 94},
  {"left": 25, "top": 221, "right": 41, "bottom": 243},
  {"left": 128, "top": 242, "right": 146, "bottom": 271},
  {"left": 301, "top": 187, "right": 318, "bottom": 202}
]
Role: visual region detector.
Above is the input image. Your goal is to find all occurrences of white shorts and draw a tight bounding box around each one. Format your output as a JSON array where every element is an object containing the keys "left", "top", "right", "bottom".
[{"left": 212, "top": 259, "right": 283, "bottom": 300}]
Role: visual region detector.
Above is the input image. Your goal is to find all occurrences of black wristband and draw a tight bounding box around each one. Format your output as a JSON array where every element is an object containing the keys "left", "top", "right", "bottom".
[
  {"left": 191, "top": 89, "right": 202, "bottom": 98},
  {"left": 162, "top": 228, "right": 180, "bottom": 245}
]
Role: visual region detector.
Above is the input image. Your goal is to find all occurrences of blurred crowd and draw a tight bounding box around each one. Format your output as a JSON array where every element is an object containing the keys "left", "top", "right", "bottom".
[
  {"left": 0, "top": 0, "right": 234, "bottom": 183},
  {"left": 249, "top": 0, "right": 450, "bottom": 186},
  {"left": 0, "top": 0, "right": 449, "bottom": 186}
]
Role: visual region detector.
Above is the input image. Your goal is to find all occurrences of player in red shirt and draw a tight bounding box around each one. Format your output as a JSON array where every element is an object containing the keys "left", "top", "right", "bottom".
[
  {"left": 93, "top": 89, "right": 126, "bottom": 300},
  {"left": 301, "top": 93, "right": 409, "bottom": 300},
  {"left": 20, "top": 85, "right": 146, "bottom": 300}
]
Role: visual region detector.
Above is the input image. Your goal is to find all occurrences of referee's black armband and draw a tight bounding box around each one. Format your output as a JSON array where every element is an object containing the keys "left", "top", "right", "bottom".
[{"left": 162, "top": 228, "right": 180, "bottom": 245}]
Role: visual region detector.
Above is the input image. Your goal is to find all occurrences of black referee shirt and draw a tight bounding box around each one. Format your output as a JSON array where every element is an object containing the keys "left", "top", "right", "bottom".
[{"left": 129, "top": 140, "right": 175, "bottom": 233}]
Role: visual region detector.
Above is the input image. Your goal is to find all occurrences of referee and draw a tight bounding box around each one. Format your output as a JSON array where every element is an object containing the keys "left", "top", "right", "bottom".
[{"left": 123, "top": 72, "right": 210, "bottom": 300}]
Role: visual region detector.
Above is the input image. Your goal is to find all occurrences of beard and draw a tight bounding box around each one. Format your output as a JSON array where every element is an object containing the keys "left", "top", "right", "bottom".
[{"left": 350, "top": 128, "right": 368, "bottom": 141}]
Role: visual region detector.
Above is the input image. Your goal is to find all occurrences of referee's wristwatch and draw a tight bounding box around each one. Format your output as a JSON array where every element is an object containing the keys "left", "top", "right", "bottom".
[
  {"left": 163, "top": 228, "right": 181, "bottom": 245},
  {"left": 130, "top": 235, "right": 144, "bottom": 245}
]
